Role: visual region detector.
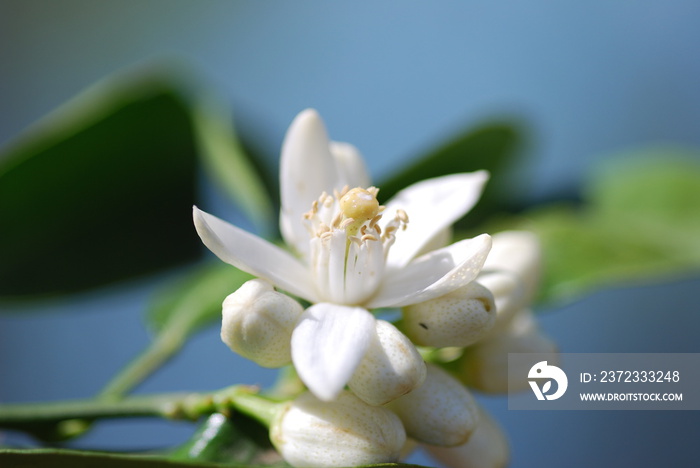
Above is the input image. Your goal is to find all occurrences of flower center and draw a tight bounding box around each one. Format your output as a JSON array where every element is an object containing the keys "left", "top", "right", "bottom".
[{"left": 303, "top": 186, "right": 408, "bottom": 305}]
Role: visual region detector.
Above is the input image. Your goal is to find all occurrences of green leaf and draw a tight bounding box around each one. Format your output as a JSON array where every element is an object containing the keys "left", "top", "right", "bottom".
[
  {"left": 0, "top": 449, "right": 432, "bottom": 468},
  {"left": 480, "top": 150, "right": 700, "bottom": 304},
  {"left": 378, "top": 121, "right": 522, "bottom": 225},
  {"left": 587, "top": 150, "right": 700, "bottom": 239},
  {"left": 99, "top": 263, "right": 253, "bottom": 399},
  {"left": 146, "top": 263, "right": 253, "bottom": 334},
  {"left": 518, "top": 205, "right": 692, "bottom": 303},
  {"left": 170, "top": 413, "right": 284, "bottom": 465},
  {"left": 0, "top": 70, "right": 200, "bottom": 299},
  {"left": 0, "top": 448, "right": 241, "bottom": 468},
  {"left": 193, "top": 100, "right": 275, "bottom": 234}
]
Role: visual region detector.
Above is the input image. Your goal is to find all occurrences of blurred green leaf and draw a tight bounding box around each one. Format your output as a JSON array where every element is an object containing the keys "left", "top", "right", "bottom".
[
  {"left": 194, "top": 100, "right": 274, "bottom": 234},
  {"left": 0, "top": 68, "right": 276, "bottom": 301},
  {"left": 587, "top": 151, "right": 700, "bottom": 237},
  {"left": 0, "top": 71, "right": 200, "bottom": 298},
  {"left": 146, "top": 263, "right": 253, "bottom": 334},
  {"left": 482, "top": 150, "right": 700, "bottom": 304},
  {"left": 378, "top": 121, "right": 522, "bottom": 225},
  {"left": 99, "top": 263, "right": 253, "bottom": 399}
]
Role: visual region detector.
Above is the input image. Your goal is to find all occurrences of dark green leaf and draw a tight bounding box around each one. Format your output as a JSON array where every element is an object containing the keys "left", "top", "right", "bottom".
[
  {"left": 0, "top": 449, "right": 432, "bottom": 468},
  {"left": 0, "top": 71, "right": 200, "bottom": 298},
  {"left": 0, "top": 448, "right": 240, "bottom": 468},
  {"left": 170, "top": 413, "right": 284, "bottom": 465},
  {"left": 378, "top": 121, "right": 522, "bottom": 226}
]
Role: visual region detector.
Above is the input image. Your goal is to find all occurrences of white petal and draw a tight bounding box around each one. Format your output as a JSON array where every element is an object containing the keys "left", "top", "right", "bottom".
[
  {"left": 292, "top": 304, "right": 375, "bottom": 401},
  {"left": 193, "top": 206, "right": 318, "bottom": 302},
  {"left": 330, "top": 141, "right": 371, "bottom": 189},
  {"left": 279, "top": 109, "right": 341, "bottom": 256},
  {"left": 384, "top": 172, "right": 489, "bottom": 268},
  {"left": 368, "top": 234, "right": 492, "bottom": 308}
]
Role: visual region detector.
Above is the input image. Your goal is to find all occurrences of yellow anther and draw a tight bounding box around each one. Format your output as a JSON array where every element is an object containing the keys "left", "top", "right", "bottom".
[
  {"left": 396, "top": 209, "right": 409, "bottom": 223},
  {"left": 340, "top": 218, "right": 356, "bottom": 229},
  {"left": 339, "top": 187, "right": 380, "bottom": 222}
]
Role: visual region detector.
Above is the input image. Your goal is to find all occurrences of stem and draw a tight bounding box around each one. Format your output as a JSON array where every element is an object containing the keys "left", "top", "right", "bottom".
[
  {"left": 226, "top": 390, "right": 280, "bottom": 427},
  {"left": 0, "top": 385, "right": 281, "bottom": 436},
  {"left": 0, "top": 393, "right": 185, "bottom": 425},
  {"left": 98, "top": 264, "right": 242, "bottom": 401},
  {"left": 98, "top": 326, "right": 184, "bottom": 400}
]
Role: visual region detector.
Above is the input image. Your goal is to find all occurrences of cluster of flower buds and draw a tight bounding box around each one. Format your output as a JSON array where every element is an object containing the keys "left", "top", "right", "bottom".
[{"left": 195, "top": 109, "right": 557, "bottom": 468}]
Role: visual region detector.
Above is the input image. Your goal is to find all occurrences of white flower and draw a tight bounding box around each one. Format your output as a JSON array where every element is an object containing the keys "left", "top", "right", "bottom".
[
  {"left": 194, "top": 109, "right": 491, "bottom": 401},
  {"left": 270, "top": 390, "right": 406, "bottom": 468}
]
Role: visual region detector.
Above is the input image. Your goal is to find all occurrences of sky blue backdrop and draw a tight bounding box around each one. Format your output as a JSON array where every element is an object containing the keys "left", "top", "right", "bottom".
[{"left": 2, "top": 2, "right": 700, "bottom": 467}]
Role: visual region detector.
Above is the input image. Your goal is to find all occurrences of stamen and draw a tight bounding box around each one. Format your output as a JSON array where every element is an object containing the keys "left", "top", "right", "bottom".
[
  {"left": 340, "top": 218, "right": 356, "bottom": 229},
  {"left": 396, "top": 209, "right": 409, "bottom": 223},
  {"left": 369, "top": 215, "right": 383, "bottom": 231},
  {"left": 330, "top": 212, "right": 343, "bottom": 229}
]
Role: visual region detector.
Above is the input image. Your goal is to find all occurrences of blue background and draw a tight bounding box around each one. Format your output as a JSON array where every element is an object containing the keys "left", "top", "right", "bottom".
[{"left": 2, "top": 2, "right": 700, "bottom": 466}]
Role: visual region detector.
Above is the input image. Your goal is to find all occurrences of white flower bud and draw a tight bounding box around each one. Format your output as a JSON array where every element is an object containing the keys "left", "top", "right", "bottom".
[
  {"left": 348, "top": 320, "right": 427, "bottom": 406},
  {"left": 479, "top": 231, "right": 542, "bottom": 309},
  {"left": 426, "top": 407, "right": 509, "bottom": 468},
  {"left": 221, "top": 279, "right": 303, "bottom": 368},
  {"left": 402, "top": 282, "right": 496, "bottom": 347},
  {"left": 458, "top": 309, "right": 558, "bottom": 393},
  {"left": 270, "top": 391, "right": 406, "bottom": 468},
  {"left": 387, "top": 364, "right": 479, "bottom": 447},
  {"left": 476, "top": 270, "right": 522, "bottom": 333}
]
